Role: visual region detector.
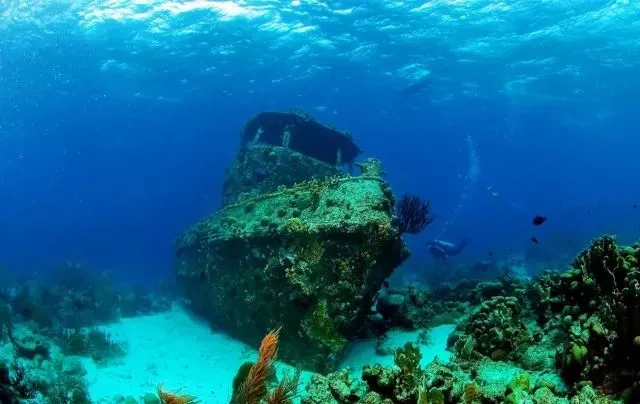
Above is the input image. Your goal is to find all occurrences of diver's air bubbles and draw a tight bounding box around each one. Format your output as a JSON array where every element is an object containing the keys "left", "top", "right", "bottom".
[{"left": 437, "top": 134, "right": 480, "bottom": 237}]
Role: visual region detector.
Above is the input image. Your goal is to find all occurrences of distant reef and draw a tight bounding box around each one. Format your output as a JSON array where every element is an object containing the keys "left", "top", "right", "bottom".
[{"left": 0, "top": 262, "right": 173, "bottom": 403}]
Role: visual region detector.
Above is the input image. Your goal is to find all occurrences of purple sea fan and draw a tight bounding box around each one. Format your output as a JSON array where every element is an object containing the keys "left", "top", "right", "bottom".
[{"left": 396, "top": 193, "right": 436, "bottom": 234}]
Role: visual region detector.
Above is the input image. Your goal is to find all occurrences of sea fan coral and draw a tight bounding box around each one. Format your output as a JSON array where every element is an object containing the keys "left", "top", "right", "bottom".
[
  {"left": 267, "top": 369, "right": 301, "bottom": 404},
  {"left": 396, "top": 193, "right": 435, "bottom": 234},
  {"left": 158, "top": 384, "right": 199, "bottom": 404},
  {"left": 232, "top": 328, "right": 281, "bottom": 404}
]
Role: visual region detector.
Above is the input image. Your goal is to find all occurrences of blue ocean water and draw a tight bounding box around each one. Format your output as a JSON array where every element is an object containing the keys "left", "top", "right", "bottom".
[{"left": 1, "top": 0, "right": 639, "bottom": 283}]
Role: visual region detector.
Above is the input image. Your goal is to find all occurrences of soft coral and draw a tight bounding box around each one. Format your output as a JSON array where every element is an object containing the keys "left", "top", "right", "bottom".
[{"left": 158, "top": 384, "right": 199, "bottom": 404}]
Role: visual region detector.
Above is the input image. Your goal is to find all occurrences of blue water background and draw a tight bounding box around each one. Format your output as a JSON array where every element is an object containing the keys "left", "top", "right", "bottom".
[{"left": 1, "top": 1, "right": 639, "bottom": 284}]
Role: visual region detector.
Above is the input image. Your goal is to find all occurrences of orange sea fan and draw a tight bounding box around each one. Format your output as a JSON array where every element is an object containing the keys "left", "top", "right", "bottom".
[
  {"left": 158, "top": 383, "right": 199, "bottom": 404},
  {"left": 232, "top": 327, "right": 281, "bottom": 404}
]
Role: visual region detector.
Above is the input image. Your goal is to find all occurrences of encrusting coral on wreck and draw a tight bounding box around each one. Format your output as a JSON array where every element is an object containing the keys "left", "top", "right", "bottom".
[{"left": 176, "top": 116, "right": 410, "bottom": 372}]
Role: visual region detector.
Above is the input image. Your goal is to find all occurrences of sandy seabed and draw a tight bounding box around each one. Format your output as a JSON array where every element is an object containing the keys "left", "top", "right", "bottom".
[{"left": 85, "top": 306, "right": 454, "bottom": 404}]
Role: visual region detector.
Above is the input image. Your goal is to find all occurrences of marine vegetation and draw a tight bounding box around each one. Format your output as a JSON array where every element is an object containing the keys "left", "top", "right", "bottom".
[
  {"left": 57, "top": 327, "right": 127, "bottom": 365},
  {"left": 158, "top": 384, "right": 199, "bottom": 404},
  {"left": 230, "top": 328, "right": 301, "bottom": 404},
  {"left": 395, "top": 193, "right": 436, "bottom": 235}
]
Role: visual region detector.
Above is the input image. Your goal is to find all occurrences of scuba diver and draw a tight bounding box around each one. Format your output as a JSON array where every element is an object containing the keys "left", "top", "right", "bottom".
[{"left": 427, "top": 238, "right": 469, "bottom": 261}]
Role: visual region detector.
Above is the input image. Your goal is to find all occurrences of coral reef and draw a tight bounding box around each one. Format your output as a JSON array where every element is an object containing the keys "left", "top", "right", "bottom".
[
  {"left": 362, "top": 342, "right": 423, "bottom": 403},
  {"left": 12, "top": 263, "right": 120, "bottom": 329},
  {"left": 0, "top": 316, "right": 92, "bottom": 404},
  {"left": 449, "top": 295, "right": 532, "bottom": 362},
  {"left": 0, "top": 267, "right": 161, "bottom": 403},
  {"left": 120, "top": 283, "right": 173, "bottom": 318},
  {"left": 299, "top": 235, "right": 640, "bottom": 403},
  {"left": 532, "top": 235, "right": 640, "bottom": 398},
  {"left": 301, "top": 369, "right": 368, "bottom": 404}
]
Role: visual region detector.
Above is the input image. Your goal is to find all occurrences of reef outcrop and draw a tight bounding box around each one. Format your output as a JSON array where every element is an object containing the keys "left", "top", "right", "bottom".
[
  {"left": 297, "top": 237, "right": 636, "bottom": 402},
  {"left": 534, "top": 235, "right": 640, "bottom": 399}
]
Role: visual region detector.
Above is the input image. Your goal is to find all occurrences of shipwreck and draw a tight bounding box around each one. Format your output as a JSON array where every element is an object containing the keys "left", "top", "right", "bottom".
[{"left": 175, "top": 110, "right": 408, "bottom": 372}]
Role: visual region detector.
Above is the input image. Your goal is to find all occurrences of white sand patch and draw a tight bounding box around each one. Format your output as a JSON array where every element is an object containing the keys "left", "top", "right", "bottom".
[
  {"left": 341, "top": 324, "right": 454, "bottom": 374},
  {"left": 84, "top": 306, "right": 258, "bottom": 403},
  {"left": 84, "top": 306, "right": 454, "bottom": 403}
]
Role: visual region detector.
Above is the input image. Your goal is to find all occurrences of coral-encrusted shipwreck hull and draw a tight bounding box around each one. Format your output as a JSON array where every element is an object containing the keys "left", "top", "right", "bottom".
[{"left": 175, "top": 176, "right": 408, "bottom": 372}]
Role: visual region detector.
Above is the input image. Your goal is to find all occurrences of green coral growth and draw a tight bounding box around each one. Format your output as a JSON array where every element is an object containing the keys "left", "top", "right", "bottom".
[
  {"left": 304, "top": 300, "right": 348, "bottom": 351},
  {"left": 451, "top": 295, "right": 531, "bottom": 362}
]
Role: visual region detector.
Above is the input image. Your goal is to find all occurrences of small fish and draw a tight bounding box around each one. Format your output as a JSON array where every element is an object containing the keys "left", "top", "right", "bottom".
[
  {"left": 532, "top": 215, "right": 547, "bottom": 226},
  {"left": 531, "top": 237, "right": 539, "bottom": 244}
]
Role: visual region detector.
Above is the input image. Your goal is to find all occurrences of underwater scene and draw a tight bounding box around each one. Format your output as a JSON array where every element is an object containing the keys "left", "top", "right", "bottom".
[{"left": 2, "top": 0, "right": 640, "bottom": 403}]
